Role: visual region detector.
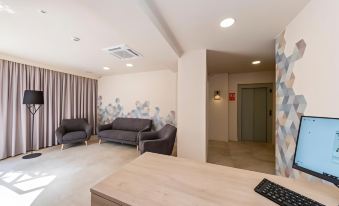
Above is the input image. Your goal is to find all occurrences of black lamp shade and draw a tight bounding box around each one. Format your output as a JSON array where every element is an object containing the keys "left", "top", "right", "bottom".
[{"left": 23, "top": 90, "right": 44, "bottom": 104}]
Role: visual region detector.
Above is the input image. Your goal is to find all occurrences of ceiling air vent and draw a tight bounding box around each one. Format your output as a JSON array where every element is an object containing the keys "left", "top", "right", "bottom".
[{"left": 103, "top": 44, "right": 142, "bottom": 60}]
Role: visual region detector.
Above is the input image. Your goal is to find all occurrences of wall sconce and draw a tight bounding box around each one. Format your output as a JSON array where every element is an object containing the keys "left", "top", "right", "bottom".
[{"left": 214, "top": 90, "right": 221, "bottom": 100}]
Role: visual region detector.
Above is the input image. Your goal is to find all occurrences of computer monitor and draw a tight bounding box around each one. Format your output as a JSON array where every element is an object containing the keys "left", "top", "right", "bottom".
[{"left": 293, "top": 116, "right": 339, "bottom": 186}]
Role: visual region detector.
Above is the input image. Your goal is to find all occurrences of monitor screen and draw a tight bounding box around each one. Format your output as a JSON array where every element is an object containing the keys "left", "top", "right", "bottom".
[{"left": 293, "top": 116, "right": 339, "bottom": 185}]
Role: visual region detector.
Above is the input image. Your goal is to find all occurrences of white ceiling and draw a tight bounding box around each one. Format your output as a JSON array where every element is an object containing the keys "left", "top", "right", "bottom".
[
  {"left": 148, "top": 0, "right": 310, "bottom": 73},
  {"left": 0, "top": 0, "right": 178, "bottom": 78},
  {"left": 0, "top": 0, "right": 310, "bottom": 77}
]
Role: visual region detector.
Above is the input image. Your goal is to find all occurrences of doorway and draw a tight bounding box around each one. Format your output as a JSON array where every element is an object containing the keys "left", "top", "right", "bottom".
[{"left": 237, "top": 83, "right": 273, "bottom": 143}]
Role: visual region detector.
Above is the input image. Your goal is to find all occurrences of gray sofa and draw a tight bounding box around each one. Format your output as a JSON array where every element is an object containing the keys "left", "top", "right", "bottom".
[
  {"left": 56, "top": 118, "right": 92, "bottom": 150},
  {"left": 139, "top": 124, "right": 177, "bottom": 155},
  {"left": 97, "top": 118, "right": 152, "bottom": 146}
]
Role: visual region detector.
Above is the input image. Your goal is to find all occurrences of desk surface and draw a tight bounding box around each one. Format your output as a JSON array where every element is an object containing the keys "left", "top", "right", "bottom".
[{"left": 91, "top": 153, "right": 339, "bottom": 206}]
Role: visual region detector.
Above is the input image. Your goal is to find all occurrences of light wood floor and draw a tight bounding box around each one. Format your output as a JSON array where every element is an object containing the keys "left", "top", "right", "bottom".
[
  {"left": 207, "top": 140, "right": 275, "bottom": 174},
  {"left": 0, "top": 139, "right": 138, "bottom": 206},
  {"left": 0, "top": 139, "right": 275, "bottom": 206}
]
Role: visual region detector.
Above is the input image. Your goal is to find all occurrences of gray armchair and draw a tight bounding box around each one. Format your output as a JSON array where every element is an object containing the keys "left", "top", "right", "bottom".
[
  {"left": 138, "top": 124, "right": 177, "bottom": 155},
  {"left": 56, "top": 118, "right": 92, "bottom": 150}
]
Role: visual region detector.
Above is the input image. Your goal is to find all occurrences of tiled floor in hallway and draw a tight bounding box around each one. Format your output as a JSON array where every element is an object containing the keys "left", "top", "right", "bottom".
[{"left": 208, "top": 140, "right": 275, "bottom": 174}]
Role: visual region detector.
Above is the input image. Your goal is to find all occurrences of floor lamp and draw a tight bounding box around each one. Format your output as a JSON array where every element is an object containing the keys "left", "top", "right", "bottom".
[{"left": 22, "top": 90, "right": 44, "bottom": 159}]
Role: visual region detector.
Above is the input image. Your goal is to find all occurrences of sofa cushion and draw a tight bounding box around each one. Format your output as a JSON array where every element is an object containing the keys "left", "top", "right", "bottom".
[
  {"left": 63, "top": 131, "right": 87, "bottom": 141},
  {"left": 61, "top": 118, "right": 88, "bottom": 132},
  {"left": 99, "top": 130, "right": 138, "bottom": 142},
  {"left": 112, "top": 118, "right": 152, "bottom": 132}
]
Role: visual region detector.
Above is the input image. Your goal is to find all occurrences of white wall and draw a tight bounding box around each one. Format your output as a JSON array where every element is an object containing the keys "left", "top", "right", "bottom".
[
  {"left": 207, "top": 73, "right": 229, "bottom": 142},
  {"left": 98, "top": 69, "right": 177, "bottom": 124},
  {"left": 276, "top": 0, "right": 339, "bottom": 181},
  {"left": 284, "top": 0, "right": 339, "bottom": 117},
  {"left": 228, "top": 71, "right": 275, "bottom": 141},
  {"left": 177, "top": 49, "right": 207, "bottom": 162}
]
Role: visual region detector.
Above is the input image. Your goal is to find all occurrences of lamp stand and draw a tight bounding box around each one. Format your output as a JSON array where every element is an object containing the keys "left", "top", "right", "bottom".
[{"left": 22, "top": 104, "right": 42, "bottom": 159}]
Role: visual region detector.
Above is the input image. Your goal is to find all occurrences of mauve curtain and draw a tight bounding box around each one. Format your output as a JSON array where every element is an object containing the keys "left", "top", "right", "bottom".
[{"left": 0, "top": 59, "right": 97, "bottom": 159}]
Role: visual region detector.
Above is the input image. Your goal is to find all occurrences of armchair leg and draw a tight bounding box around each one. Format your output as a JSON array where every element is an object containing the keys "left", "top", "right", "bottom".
[
  {"left": 136, "top": 145, "right": 139, "bottom": 151},
  {"left": 85, "top": 141, "right": 88, "bottom": 147},
  {"left": 61, "top": 144, "right": 64, "bottom": 151},
  {"left": 99, "top": 139, "right": 102, "bottom": 144}
]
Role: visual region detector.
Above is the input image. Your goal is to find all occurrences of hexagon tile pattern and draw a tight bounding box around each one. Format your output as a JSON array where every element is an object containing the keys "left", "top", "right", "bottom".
[{"left": 275, "top": 31, "right": 307, "bottom": 179}]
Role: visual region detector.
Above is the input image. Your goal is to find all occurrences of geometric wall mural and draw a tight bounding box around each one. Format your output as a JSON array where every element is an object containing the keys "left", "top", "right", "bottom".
[
  {"left": 275, "top": 31, "right": 308, "bottom": 179},
  {"left": 97, "top": 96, "right": 176, "bottom": 131}
]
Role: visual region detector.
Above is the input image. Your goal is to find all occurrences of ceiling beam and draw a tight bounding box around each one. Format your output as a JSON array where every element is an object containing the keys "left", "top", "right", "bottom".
[{"left": 137, "top": 0, "right": 183, "bottom": 57}]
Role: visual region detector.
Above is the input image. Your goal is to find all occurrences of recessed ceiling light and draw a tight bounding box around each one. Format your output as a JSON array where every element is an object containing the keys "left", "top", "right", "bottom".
[
  {"left": 103, "top": 67, "right": 110, "bottom": 70},
  {"left": 252, "top": 60, "right": 261, "bottom": 65},
  {"left": 220, "top": 18, "right": 235, "bottom": 28},
  {"left": 39, "top": 10, "right": 47, "bottom": 14},
  {"left": 72, "top": 36, "right": 80, "bottom": 42},
  {"left": 126, "top": 63, "right": 134, "bottom": 68}
]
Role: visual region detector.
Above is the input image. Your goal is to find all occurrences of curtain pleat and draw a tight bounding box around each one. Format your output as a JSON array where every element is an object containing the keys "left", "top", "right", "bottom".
[{"left": 0, "top": 59, "right": 97, "bottom": 159}]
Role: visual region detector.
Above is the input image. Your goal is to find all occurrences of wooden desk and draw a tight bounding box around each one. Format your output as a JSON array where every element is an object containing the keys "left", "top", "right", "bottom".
[{"left": 91, "top": 153, "right": 339, "bottom": 206}]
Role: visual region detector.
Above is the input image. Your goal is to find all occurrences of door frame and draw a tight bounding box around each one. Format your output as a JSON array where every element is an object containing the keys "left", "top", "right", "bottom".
[{"left": 237, "top": 83, "right": 273, "bottom": 143}]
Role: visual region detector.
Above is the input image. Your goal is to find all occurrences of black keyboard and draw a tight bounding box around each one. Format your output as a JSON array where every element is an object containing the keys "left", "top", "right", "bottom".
[{"left": 254, "top": 178, "right": 325, "bottom": 206}]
